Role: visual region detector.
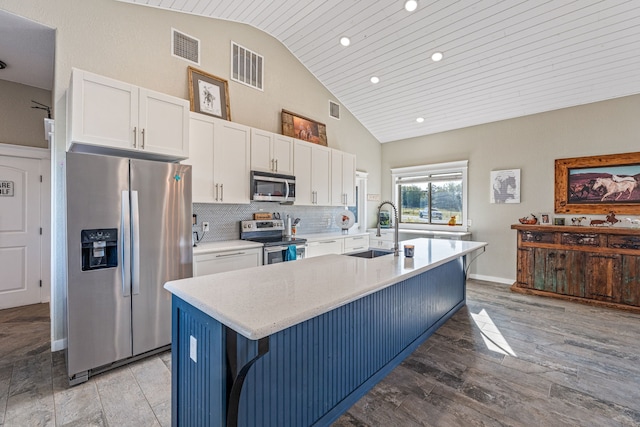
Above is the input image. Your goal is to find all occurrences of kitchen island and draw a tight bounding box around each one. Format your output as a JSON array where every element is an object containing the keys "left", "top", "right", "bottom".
[{"left": 165, "top": 238, "right": 486, "bottom": 426}]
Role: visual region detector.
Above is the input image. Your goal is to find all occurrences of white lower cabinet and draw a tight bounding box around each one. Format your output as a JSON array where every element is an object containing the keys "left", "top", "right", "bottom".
[
  {"left": 369, "top": 229, "right": 395, "bottom": 250},
  {"left": 305, "top": 238, "right": 344, "bottom": 258},
  {"left": 343, "top": 235, "right": 370, "bottom": 253},
  {"left": 194, "top": 248, "right": 262, "bottom": 276}
]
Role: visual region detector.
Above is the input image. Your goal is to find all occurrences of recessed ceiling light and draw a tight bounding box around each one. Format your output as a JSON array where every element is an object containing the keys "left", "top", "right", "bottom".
[
  {"left": 431, "top": 51, "right": 444, "bottom": 62},
  {"left": 340, "top": 36, "right": 351, "bottom": 47},
  {"left": 416, "top": 117, "right": 425, "bottom": 123},
  {"left": 404, "top": 0, "right": 418, "bottom": 12},
  {"left": 370, "top": 76, "right": 380, "bottom": 84}
]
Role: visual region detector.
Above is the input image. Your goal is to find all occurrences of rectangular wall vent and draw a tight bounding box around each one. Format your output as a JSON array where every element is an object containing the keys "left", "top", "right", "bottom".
[
  {"left": 172, "top": 28, "right": 200, "bottom": 65},
  {"left": 329, "top": 101, "right": 340, "bottom": 120},
  {"left": 231, "top": 41, "right": 264, "bottom": 91}
]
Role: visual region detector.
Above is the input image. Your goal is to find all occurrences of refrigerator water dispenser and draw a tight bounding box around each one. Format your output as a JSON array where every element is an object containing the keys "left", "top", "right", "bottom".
[{"left": 81, "top": 228, "right": 118, "bottom": 271}]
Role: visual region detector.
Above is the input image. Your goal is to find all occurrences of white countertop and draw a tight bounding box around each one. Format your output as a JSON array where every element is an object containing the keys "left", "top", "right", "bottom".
[
  {"left": 166, "top": 238, "right": 487, "bottom": 340},
  {"left": 192, "top": 240, "right": 263, "bottom": 255}
]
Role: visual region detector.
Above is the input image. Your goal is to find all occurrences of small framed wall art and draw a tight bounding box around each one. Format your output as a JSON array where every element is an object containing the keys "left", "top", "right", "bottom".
[
  {"left": 281, "top": 109, "right": 327, "bottom": 146},
  {"left": 188, "top": 66, "right": 231, "bottom": 120},
  {"left": 490, "top": 169, "right": 520, "bottom": 204}
]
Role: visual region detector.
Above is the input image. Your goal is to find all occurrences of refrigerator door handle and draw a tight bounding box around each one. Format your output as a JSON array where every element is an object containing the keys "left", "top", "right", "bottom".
[
  {"left": 131, "top": 190, "right": 141, "bottom": 295},
  {"left": 121, "top": 191, "right": 131, "bottom": 297}
]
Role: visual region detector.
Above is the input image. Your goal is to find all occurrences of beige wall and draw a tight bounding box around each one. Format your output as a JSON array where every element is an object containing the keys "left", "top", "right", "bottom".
[
  {"left": 382, "top": 94, "right": 640, "bottom": 282},
  {"left": 0, "top": 79, "right": 51, "bottom": 148}
]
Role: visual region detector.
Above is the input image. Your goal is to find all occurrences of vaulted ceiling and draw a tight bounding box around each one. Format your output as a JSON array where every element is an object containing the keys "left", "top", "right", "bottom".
[{"left": 119, "top": 0, "right": 640, "bottom": 143}]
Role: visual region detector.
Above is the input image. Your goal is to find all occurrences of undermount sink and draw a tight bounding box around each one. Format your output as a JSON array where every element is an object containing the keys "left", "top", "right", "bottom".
[{"left": 345, "top": 248, "right": 394, "bottom": 259}]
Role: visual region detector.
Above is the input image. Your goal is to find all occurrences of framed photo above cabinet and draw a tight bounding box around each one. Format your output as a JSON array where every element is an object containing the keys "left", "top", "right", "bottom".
[
  {"left": 281, "top": 110, "right": 327, "bottom": 146},
  {"left": 555, "top": 151, "right": 640, "bottom": 214},
  {"left": 188, "top": 66, "right": 231, "bottom": 120}
]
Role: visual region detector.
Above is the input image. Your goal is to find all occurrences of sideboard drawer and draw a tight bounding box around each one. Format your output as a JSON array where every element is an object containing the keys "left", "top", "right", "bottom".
[
  {"left": 608, "top": 235, "right": 640, "bottom": 251},
  {"left": 561, "top": 233, "right": 599, "bottom": 247},
  {"left": 520, "top": 231, "right": 554, "bottom": 244}
]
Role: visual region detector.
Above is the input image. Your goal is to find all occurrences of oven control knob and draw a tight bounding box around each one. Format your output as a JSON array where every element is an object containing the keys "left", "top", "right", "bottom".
[{"left": 247, "top": 223, "right": 252, "bottom": 229}]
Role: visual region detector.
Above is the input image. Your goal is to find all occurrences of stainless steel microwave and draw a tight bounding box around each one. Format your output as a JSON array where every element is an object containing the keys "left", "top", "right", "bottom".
[{"left": 250, "top": 171, "right": 296, "bottom": 203}]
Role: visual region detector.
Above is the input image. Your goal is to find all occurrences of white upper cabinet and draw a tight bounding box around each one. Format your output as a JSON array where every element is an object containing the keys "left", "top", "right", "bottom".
[
  {"left": 331, "top": 149, "right": 356, "bottom": 206},
  {"left": 250, "top": 129, "right": 294, "bottom": 175},
  {"left": 67, "top": 68, "right": 189, "bottom": 160},
  {"left": 294, "top": 139, "right": 331, "bottom": 206},
  {"left": 186, "top": 113, "right": 251, "bottom": 204}
]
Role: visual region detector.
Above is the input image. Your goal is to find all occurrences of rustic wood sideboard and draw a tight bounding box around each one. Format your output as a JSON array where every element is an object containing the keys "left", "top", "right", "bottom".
[{"left": 511, "top": 224, "right": 640, "bottom": 311}]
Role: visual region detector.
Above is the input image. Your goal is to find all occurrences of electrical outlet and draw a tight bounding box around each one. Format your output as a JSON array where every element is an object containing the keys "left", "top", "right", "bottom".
[
  {"left": 202, "top": 222, "right": 209, "bottom": 232},
  {"left": 467, "top": 219, "right": 473, "bottom": 227}
]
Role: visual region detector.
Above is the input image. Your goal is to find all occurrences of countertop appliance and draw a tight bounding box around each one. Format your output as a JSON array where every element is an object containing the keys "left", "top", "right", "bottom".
[
  {"left": 66, "top": 152, "right": 192, "bottom": 385},
  {"left": 250, "top": 171, "right": 296, "bottom": 203},
  {"left": 240, "top": 220, "right": 306, "bottom": 264}
]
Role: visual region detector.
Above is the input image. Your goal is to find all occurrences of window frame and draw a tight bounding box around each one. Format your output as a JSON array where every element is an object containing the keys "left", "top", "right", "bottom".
[{"left": 391, "top": 160, "right": 468, "bottom": 231}]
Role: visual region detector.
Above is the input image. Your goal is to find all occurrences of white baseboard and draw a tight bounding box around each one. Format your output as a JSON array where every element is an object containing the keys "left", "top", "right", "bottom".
[
  {"left": 52, "top": 338, "right": 67, "bottom": 352},
  {"left": 468, "top": 273, "right": 514, "bottom": 285}
]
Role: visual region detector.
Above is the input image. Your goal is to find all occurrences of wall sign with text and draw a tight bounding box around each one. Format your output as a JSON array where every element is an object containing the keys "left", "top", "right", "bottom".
[{"left": 0, "top": 181, "right": 14, "bottom": 196}]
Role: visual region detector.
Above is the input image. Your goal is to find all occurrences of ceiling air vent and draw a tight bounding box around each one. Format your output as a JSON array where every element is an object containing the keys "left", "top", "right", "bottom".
[
  {"left": 172, "top": 28, "right": 200, "bottom": 65},
  {"left": 329, "top": 101, "right": 340, "bottom": 120},
  {"left": 231, "top": 41, "right": 264, "bottom": 91}
]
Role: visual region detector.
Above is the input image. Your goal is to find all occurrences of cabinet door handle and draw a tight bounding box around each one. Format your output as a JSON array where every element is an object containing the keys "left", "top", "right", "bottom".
[
  {"left": 320, "top": 240, "right": 337, "bottom": 244},
  {"left": 271, "top": 159, "right": 275, "bottom": 171},
  {"left": 216, "top": 252, "right": 245, "bottom": 257},
  {"left": 133, "top": 127, "right": 137, "bottom": 148},
  {"left": 215, "top": 183, "right": 219, "bottom": 201},
  {"left": 141, "top": 128, "right": 145, "bottom": 149},
  {"left": 220, "top": 183, "right": 224, "bottom": 201},
  {"left": 275, "top": 159, "right": 278, "bottom": 172}
]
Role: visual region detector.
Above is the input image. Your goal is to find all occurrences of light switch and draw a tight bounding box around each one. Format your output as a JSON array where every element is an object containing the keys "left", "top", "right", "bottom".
[{"left": 190, "top": 335, "right": 197, "bottom": 362}]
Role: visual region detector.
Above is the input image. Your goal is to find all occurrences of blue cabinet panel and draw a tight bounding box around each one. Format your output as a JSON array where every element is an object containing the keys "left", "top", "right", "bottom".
[{"left": 172, "top": 258, "right": 465, "bottom": 426}]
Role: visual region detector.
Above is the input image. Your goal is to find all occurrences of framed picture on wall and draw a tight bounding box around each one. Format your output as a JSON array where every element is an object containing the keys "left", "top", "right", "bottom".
[
  {"left": 490, "top": 169, "right": 520, "bottom": 204},
  {"left": 188, "top": 66, "right": 231, "bottom": 120},
  {"left": 281, "top": 110, "right": 327, "bottom": 146},
  {"left": 555, "top": 152, "right": 640, "bottom": 214}
]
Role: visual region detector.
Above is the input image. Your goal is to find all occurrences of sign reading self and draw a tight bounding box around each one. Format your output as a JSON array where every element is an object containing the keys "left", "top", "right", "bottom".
[{"left": 0, "top": 181, "right": 14, "bottom": 197}]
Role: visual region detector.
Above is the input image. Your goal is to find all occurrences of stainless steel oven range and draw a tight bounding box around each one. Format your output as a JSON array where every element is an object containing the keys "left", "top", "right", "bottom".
[{"left": 240, "top": 220, "right": 306, "bottom": 265}]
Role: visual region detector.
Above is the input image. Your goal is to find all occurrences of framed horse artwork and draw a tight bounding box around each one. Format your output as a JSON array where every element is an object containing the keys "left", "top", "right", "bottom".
[
  {"left": 555, "top": 152, "right": 640, "bottom": 214},
  {"left": 188, "top": 66, "right": 231, "bottom": 120}
]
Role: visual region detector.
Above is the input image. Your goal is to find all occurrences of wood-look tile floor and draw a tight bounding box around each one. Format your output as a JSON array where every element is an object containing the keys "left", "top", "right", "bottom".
[{"left": 2, "top": 281, "right": 640, "bottom": 426}]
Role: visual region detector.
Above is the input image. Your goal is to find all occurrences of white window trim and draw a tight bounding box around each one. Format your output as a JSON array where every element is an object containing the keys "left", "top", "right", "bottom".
[{"left": 391, "top": 160, "right": 468, "bottom": 232}]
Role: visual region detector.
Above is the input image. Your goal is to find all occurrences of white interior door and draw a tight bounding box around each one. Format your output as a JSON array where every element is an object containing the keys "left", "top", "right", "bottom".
[{"left": 0, "top": 156, "right": 41, "bottom": 309}]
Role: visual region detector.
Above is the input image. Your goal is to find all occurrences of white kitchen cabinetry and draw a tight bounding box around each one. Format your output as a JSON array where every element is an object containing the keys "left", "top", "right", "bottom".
[
  {"left": 294, "top": 140, "right": 331, "bottom": 206},
  {"left": 305, "top": 238, "right": 344, "bottom": 258},
  {"left": 343, "top": 235, "right": 370, "bottom": 253},
  {"left": 250, "top": 129, "right": 294, "bottom": 175},
  {"left": 369, "top": 229, "right": 395, "bottom": 250},
  {"left": 67, "top": 68, "right": 189, "bottom": 160},
  {"left": 186, "top": 113, "right": 251, "bottom": 204},
  {"left": 194, "top": 248, "right": 262, "bottom": 276},
  {"left": 331, "top": 149, "right": 356, "bottom": 206}
]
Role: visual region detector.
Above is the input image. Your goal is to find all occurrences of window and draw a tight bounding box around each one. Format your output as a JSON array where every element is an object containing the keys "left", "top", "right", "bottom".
[{"left": 391, "top": 161, "right": 468, "bottom": 230}]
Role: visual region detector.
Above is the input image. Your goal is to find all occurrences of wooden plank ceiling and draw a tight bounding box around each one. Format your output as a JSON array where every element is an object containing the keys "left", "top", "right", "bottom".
[{"left": 121, "top": 0, "right": 640, "bottom": 143}]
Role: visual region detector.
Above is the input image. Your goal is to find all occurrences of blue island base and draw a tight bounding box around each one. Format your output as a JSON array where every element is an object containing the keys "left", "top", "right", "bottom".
[{"left": 172, "top": 258, "right": 465, "bottom": 426}]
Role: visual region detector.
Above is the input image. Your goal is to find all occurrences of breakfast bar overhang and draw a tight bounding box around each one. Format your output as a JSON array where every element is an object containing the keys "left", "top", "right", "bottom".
[{"left": 164, "top": 238, "right": 487, "bottom": 427}]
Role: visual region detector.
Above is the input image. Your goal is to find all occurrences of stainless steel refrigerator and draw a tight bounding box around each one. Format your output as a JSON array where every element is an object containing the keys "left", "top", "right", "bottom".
[{"left": 66, "top": 152, "right": 192, "bottom": 385}]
